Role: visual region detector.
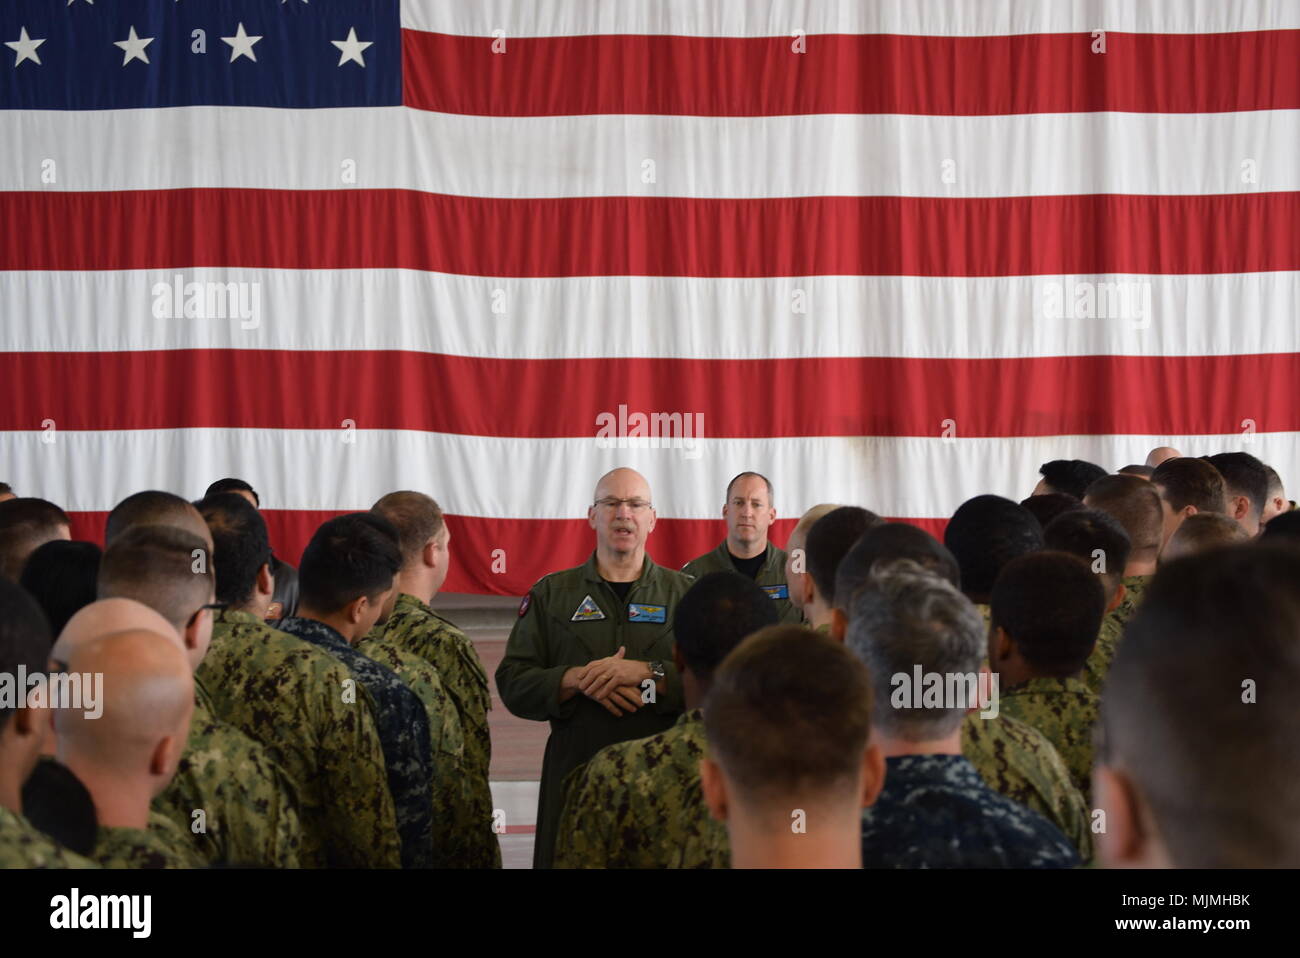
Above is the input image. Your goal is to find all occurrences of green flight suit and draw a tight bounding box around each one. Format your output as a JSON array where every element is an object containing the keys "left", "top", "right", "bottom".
[
  {"left": 681, "top": 540, "right": 801, "bottom": 624},
  {"left": 496, "top": 552, "right": 692, "bottom": 869}
]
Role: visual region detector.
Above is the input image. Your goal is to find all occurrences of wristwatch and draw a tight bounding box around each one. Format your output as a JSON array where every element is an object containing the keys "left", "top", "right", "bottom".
[{"left": 648, "top": 660, "right": 666, "bottom": 681}]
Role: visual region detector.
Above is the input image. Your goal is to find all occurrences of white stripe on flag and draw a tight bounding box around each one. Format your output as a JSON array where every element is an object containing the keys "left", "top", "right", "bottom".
[
  {"left": 3, "top": 108, "right": 1296, "bottom": 198},
  {"left": 5, "top": 428, "right": 1294, "bottom": 520}
]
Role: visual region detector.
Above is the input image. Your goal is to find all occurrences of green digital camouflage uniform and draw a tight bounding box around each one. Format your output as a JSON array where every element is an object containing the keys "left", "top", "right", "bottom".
[
  {"left": 93, "top": 811, "right": 203, "bottom": 869},
  {"left": 1106, "top": 574, "right": 1151, "bottom": 632},
  {"left": 370, "top": 593, "right": 500, "bottom": 868},
  {"left": 198, "top": 608, "right": 402, "bottom": 868},
  {"left": 961, "top": 712, "right": 1092, "bottom": 860},
  {"left": 357, "top": 634, "right": 468, "bottom": 867},
  {"left": 0, "top": 804, "right": 99, "bottom": 868},
  {"left": 496, "top": 553, "right": 693, "bottom": 869},
  {"left": 553, "top": 708, "right": 727, "bottom": 868},
  {"left": 681, "top": 541, "right": 801, "bottom": 624},
  {"left": 152, "top": 675, "right": 304, "bottom": 868},
  {"left": 1082, "top": 614, "right": 1125, "bottom": 697},
  {"left": 999, "top": 676, "right": 1100, "bottom": 807}
]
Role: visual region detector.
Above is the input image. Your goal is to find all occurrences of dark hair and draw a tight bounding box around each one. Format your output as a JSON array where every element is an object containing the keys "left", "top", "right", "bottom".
[
  {"left": 1264, "top": 465, "right": 1284, "bottom": 497},
  {"left": 990, "top": 551, "right": 1104, "bottom": 676},
  {"left": 806, "top": 506, "right": 882, "bottom": 604},
  {"left": 21, "top": 759, "right": 98, "bottom": 856},
  {"left": 943, "top": 495, "right": 1043, "bottom": 603},
  {"left": 371, "top": 492, "right": 445, "bottom": 564},
  {"left": 105, "top": 490, "right": 202, "bottom": 545},
  {"left": 0, "top": 578, "right": 53, "bottom": 730},
  {"left": 1260, "top": 510, "right": 1300, "bottom": 543},
  {"left": 205, "top": 478, "right": 259, "bottom": 507},
  {"left": 724, "top": 472, "right": 773, "bottom": 503},
  {"left": 298, "top": 514, "right": 401, "bottom": 614},
  {"left": 1202, "top": 452, "right": 1270, "bottom": 522},
  {"left": 0, "top": 482, "right": 12, "bottom": 496},
  {"left": 196, "top": 493, "right": 272, "bottom": 607},
  {"left": 1102, "top": 545, "right": 1300, "bottom": 866},
  {"left": 98, "top": 525, "right": 215, "bottom": 631},
  {"left": 1043, "top": 508, "right": 1132, "bottom": 599},
  {"left": 1038, "top": 460, "right": 1108, "bottom": 499},
  {"left": 702, "top": 625, "right": 873, "bottom": 804},
  {"left": 1151, "top": 458, "right": 1226, "bottom": 515},
  {"left": 18, "top": 540, "right": 102, "bottom": 636},
  {"left": 1020, "top": 493, "right": 1086, "bottom": 531},
  {"left": 835, "top": 522, "right": 961, "bottom": 611},
  {"left": 1117, "top": 464, "right": 1155, "bottom": 479},
  {"left": 672, "top": 572, "right": 778, "bottom": 683},
  {"left": 1082, "top": 474, "right": 1163, "bottom": 557},
  {"left": 0, "top": 498, "right": 70, "bottom": 581}
]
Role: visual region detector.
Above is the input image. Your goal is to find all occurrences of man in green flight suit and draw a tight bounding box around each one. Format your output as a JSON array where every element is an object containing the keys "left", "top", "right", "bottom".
[
  {"left": 496, "top": 467, "right": 692, "bottom": 869},
  {"left": 681, "top": 472, "right": 801, "bottom": 624}
]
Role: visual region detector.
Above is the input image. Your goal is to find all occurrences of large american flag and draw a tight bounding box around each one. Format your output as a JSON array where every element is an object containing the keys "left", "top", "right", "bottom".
[{"left": 2, "top": 1, "right": 1297, "bottom": 594}]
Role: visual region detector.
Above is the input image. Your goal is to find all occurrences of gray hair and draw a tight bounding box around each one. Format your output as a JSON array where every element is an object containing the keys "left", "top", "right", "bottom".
[{"left": 845, "top": 558, "right": 986, "bottom": 740}]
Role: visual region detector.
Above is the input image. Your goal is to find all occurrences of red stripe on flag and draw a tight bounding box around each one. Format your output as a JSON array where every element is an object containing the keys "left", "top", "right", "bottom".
[
  {"left": 64, "top": 512, "right": 949, "bottom": 595},
  {"left": 402, "top": 29, "right": 1300, "bottom": 116},
  {"left": 3, "top": 190, "right": 1298, "bottom": 276},
  {"left": 5, "top": 350, "right": 1298, "bottom": 438}
]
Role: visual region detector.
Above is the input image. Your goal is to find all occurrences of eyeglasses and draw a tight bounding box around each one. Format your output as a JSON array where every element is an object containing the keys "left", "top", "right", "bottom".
[
  {"left": 593, "top": 497, "right": 653, "bottom": 513},
  {"left": 186, "top": 602, "right": 228, "bottom": 631}
]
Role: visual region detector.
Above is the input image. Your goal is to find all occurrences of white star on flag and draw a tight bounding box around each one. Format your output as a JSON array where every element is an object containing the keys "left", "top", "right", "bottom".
[
  {"left": 114, "top": 26, "right": 154, "bottom": 66},
  {"left": 5, "top": 27, "right": 46, "bottom": 67},
  {"left": 222, "top": 22, "right": 263, "bottom": 63},
  {"left": 332, "top": 27, "right": 373, "bottom": 68}
]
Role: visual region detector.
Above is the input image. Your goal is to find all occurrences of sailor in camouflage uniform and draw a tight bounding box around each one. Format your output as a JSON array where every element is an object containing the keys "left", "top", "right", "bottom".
[
  {"left": 990, "top": 552, "right": 1105, "bottom": 807},
  {"left": 497, "top": 468, "right": 692, "bottom": 869},
  {"left": 279, "top": 514, "right": 437, "bottom": 868},
  {"left": 554, "top": 572, "right": 778, "bottom": 868},
  {"left": 681, "top": 472, "right": 801, "bottom": 624},
  {"left": 846, "top": 560, "right": 1079, "bottom": 868},
  {"left": 0, "top": 580, "right": 100, "bottom": 869},
  {"left": 862, "top": 754, "right": 1079, "bottom": 868},
  {"left": 197, "top": 493, "right": 401, "bottom": 868},
  {"left": 368, "top": 491, "right": 500, "bottom": 868}
]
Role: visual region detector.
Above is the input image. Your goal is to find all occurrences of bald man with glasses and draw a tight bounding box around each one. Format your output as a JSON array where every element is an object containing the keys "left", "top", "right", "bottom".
[{"left": 496, "top": 467, "right": 693, "bottom": 868}]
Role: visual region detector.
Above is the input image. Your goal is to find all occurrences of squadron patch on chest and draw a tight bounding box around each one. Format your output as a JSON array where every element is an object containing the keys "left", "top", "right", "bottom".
[
  {"left": 571, "top": 595, "right": 607, "bottom": 622},
  {"left": 627, "top": 602, "right": 667, "bottom": 624},
  {"left": 762, "top": 584, "right": 790, "bottom": 601}
]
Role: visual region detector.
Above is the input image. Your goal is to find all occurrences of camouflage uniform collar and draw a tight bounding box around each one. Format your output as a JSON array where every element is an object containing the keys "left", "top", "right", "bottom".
[
  {"left": 192, "top": 671, "right": 216, "bottom": 713},
  {"left": 675, "top": 708, "right": 704, "bottom": 728},
  {"left": 885, "top": 753, "right": 982, "bottom": 787},
  {"left": 216, "top": 607, "right": 268, "bottom": 628},
  {"left": 580, "top": 551, "right": 658, "bottom": 585},
  {"left": 1005, "top": 674, "right": 1092, "bottom": 697},
  {"left": 278, "top": 616, "right": 350, "bottom": 652},
  {"left": 395, "top": 592, "right": 431, "bottom": 614}
]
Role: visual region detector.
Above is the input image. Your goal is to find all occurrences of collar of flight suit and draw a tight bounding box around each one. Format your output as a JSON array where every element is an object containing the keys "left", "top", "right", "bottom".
[{"left": 578, "top": 551, "right": 661, "bottom": 590}]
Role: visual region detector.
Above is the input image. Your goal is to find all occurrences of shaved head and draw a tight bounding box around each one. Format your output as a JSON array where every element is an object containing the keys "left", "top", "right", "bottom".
[
  {"left": 54, "top": 598, "right": 180, "bottom": 664},
  {"left": 56, "top": 629, "right": 193, "bottom": 800},
  {"left": 593, "top": 467, "right": 651, "bottom": 504},
  {"left": 1145, "top": 446, "right": 1182, "bottom": 469},
  {"left": 105, "top": 490, "right": 213, "bottom": 550}
]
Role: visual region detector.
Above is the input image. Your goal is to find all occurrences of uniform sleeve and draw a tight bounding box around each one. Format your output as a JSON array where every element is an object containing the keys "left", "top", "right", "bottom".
[
  {"left": 317, "top": 685, "right": 403, "bottom": 868},
  {"left": 552, "top": 760, "right": 617, "bottom": 868},
  {"left": 495, "top": 588, "right": 580, "bottom": 722}
]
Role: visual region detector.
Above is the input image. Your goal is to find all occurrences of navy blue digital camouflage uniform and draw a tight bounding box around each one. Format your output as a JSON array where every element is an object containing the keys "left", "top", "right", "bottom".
[{"left": 861, "top": 755, "right": 1080, "bottom": 869}]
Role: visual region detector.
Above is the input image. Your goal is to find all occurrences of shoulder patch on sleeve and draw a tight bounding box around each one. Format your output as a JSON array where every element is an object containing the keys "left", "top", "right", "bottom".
[{"left": 517, "top": 593, "right": 532, "bottom": 617}]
